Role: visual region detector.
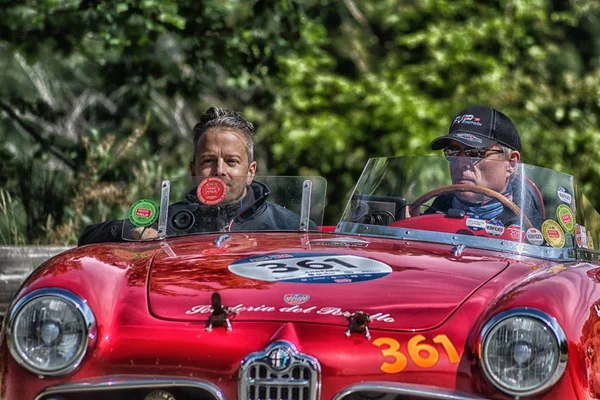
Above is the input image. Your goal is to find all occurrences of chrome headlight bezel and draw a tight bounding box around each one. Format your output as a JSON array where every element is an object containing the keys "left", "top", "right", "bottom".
[
  {"left": 479, "top": 307, "right": 568, "bottom": 397},
  {"left": 6, "top": 288, "right": 97, "bottom": 376}
]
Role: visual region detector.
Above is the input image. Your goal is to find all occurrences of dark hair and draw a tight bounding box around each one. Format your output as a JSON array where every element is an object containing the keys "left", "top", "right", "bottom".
[{"left": 192, "top": 107, "right": 255, "bottom": 162}]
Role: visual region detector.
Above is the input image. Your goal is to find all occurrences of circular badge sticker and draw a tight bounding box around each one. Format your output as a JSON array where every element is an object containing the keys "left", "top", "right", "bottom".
[
  {"left": 556, "top": 204, "right": 575, "bottom": 234},
  {"left": 557, "top": 186, "right": 572, "bottom": 205},
  {"left": 541, "top": 220, "right": 565, "bottom": 248},
  {"left": 466, "top": 216, "right": 486, "bottom": 232},
  {"left": 525, "top": 228, "right": 544, "bottom": 246},
  {"left": 507, "top": 224, "right": 525, "bottom": 242},
  {"left": 196, "top": 177, "right": 228, "bottom": 205},
  {"left": 485, "top": 220, "right": 504, "bottom": 237},
  {"left": 128, "top": 199, "right": 159, "bottom": 227},
  {"left": 228, "top": 253, "right": 392, "bottom": 284}
]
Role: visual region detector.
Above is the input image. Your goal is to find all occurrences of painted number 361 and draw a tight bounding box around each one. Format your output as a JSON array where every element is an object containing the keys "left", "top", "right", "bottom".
[{"left": 373, "top": 334, "right": 460, "bottom": 374}]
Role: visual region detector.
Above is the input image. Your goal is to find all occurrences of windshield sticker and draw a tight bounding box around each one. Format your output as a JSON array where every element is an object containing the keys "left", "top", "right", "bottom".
[
  {"left": 185, "top": 303, "right": 395, "bottom": 323},
  {"left": 228, "top": 253, "right": 392, "bottom": 283},
  {"left": 128, "top": 199, "right": 159, "bottom": 227},
  {"left": 556, "top": 204, "right": 576, "bottom": 234},
  {"left": 283, "top": 294, "right": 310, "bottom": 305},
  {"left": 485, "top": 220, "right": 504, "bottom": 236},
  {"left": 577, "top": 225, "right": 588, "bottom": 248},
  {"left": 526, "top": 228, "right": 544, "bottom": 246},
  {"left": 557, "top": 186, "right": 572, "bottom": 205},
  {"left": 507, "top": 224, "right": 525, "bottom": 241},
  {"left": 542, "top": 220, "right": 565, "bottom": 248},
  {"left": 309, "top": 238, "right": 370, "bottom": 247},
  {"left": 197, "top": 177, "right": 228, "bottom": 205},
  {"left": 466, "top": 216, "right": 486, "bottom": 231}
]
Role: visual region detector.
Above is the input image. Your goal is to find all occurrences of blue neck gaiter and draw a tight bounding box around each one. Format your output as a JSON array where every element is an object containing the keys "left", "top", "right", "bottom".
[{"left": 452, "top": 183, "right": 513, "bottom": 219}]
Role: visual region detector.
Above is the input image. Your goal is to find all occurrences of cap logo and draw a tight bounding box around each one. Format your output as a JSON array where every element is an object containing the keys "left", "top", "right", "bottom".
[
  {"left": 453, "top": 114, "right": 483, "bottom": 127},
  {"left": 452, "top": 132, "right": 483, "bottom": 144}
]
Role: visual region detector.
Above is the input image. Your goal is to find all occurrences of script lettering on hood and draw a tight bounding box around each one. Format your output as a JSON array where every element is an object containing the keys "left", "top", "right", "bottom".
[{"left": 185, "top": 304, "right": 395, "bottom": 323}]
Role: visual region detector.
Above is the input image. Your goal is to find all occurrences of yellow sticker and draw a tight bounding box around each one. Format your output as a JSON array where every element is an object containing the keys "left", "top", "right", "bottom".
[
  {"left": 541, "top": 220, "right": 565, "bottom": 248},
  {"left": 588, "top": 231, "right": 595, "bottom": 250}
]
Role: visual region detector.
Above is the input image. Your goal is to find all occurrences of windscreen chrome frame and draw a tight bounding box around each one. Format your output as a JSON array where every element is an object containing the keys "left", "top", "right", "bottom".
[
  {"left": 299, "top": 179, "right": 313, "bottom": 232},
  {"left": 157, "top": 179, "right": 170, "bottom": 239},
  {"left": 336, "top": 221, "right": 575, "bottom": 261}
]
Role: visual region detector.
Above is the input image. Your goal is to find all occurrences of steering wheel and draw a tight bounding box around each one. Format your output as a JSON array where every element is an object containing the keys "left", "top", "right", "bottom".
[{"left": 408, "top": 184, "right": 533, "bottom": 230}]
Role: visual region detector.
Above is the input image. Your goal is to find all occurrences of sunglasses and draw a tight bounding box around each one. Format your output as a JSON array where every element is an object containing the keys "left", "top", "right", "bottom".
[{"left": 443, "top": 146, "right": 504, "bottom": 159}]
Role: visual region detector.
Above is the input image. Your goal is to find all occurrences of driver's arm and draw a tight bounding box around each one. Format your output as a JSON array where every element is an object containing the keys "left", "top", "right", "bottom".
[
  {"left": 78, "top": 220, "right": 159, "bottom": 245},
  {"left": 78, "top": 220, "right": 124, "bottom": 246}
]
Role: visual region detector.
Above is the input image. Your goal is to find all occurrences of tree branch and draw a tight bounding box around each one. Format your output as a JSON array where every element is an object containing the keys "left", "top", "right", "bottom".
[{"left": 0, "top": 101, "right": 77, "bottom": 170}]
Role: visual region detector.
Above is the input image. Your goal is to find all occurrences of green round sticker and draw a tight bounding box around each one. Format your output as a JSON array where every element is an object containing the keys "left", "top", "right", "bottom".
[
  {"left": 556, "top": 204, "right": 575, "bottom": 234},
  {"left": 128, "top": 199, "right": 159, "bottom": 227}
]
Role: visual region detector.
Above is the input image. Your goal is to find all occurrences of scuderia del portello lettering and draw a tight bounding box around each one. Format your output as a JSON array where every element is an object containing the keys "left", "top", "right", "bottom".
[{"left": 185, "top": 304, "right": 395, "bottom": 323}]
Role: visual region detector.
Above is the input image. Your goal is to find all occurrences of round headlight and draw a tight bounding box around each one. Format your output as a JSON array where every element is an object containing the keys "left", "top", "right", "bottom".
[
  {"left": 7, "top": 288, "right": 96, "bottom": 376},
  {"left": 480, "top": 308, "right": 567, "bottom": 397}
]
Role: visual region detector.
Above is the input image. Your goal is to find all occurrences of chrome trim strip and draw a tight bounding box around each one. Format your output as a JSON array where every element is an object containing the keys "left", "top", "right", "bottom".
[
  {"left": 157, "top": 179, "right": 171, "bottom": 239},
  {"left": 332, "top": 382, "right": 487, "bottom": 400},
  {"left": 7, "top": 288, "right": 97, "bottom": 377},
  {"left": 336, "top": 221, "right": 575, "bottom": 261},
  {"left": 479, "top": 307, "right": 568, "bottom": 397},
  {"left": 34, "top": 375, "right": 226, "bottom": 400},
  {"left": 575, "top": 248, "right": 600, "bottom": 262},
  {"left": 248, "top": 379, "right": 310, "bottom": 386},
  {"left": 299, "top": 180, "right": 313, "bottom": 232}
]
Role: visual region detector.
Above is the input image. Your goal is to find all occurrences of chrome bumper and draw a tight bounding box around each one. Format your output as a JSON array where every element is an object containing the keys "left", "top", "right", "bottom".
[{"left": 332, "top": 381, "right": 488, "bottom": 400}]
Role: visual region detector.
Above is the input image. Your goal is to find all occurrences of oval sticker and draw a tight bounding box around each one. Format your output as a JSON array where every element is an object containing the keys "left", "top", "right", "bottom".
[
  {"left": 485, "top": 220, "right": 504, "bottom": 237},
  {"left": 507, "top": 224, "right": 525, "bottom": 241},
  {"left": 556, "top": 204, "right": 575, "bottom": 234},
  {"left": 526, "top": 228, "right": 544, "bottom": 246},
  {"left": 542, "top": 220, "right": 565, "bottom": 248},
  {"left": 128, "top": 199, "right": 159, "bottom": 227},
  {"left": 228, "top": 253, "right": 392, "bottom": 284},
  {"left": 557, "top": 186, "right": 572, "bottom": 205},
  {"left": 197, "top": 177, "right": 228, "bottom": 205},
  {"left": 466, "top": 216, "right": 486, "bottom": 232}
]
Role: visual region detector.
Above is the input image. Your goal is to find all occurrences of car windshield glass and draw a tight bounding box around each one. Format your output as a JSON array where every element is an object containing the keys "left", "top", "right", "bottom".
[
  {"left": 121, "top": 176, "right": 326, "bottom": 240},
  {"left": 336, "top": 156, "right": 600, "bottom": 260}
]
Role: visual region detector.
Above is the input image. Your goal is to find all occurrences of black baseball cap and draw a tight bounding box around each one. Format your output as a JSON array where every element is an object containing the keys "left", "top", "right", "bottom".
[{"left": 430, "top": 105, "right": 521, "bottom": 151}]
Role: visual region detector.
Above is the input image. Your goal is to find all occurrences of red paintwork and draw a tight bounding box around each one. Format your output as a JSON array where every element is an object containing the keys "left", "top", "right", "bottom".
[{"left": 1, "top": 231, "right": 599, "bottom": 400}]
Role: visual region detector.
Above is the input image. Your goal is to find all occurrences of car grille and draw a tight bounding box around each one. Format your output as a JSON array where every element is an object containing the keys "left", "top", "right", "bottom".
[{"left": 240, "top": 340, "right": 321, "bottom": 400}]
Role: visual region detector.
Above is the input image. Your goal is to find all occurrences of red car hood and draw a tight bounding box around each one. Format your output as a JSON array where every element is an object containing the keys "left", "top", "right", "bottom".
[{"left": 148, "top": 233, "right": 509, "bottom": 330}]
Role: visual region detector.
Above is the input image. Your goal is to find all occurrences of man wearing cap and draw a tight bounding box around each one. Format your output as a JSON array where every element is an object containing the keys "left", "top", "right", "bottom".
[{"left": 427, "top": 105, "right": 544, "bottom": 227}]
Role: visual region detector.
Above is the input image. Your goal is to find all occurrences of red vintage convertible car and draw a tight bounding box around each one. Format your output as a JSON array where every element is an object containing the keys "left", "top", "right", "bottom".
[{"left": 2, "top": 156, "right": 600, "bottom": 400}]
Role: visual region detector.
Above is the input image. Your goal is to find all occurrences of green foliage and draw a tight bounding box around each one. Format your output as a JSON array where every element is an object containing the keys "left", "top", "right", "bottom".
[{"left": 2, "top": 0, "right": 600, "bottom": 243}]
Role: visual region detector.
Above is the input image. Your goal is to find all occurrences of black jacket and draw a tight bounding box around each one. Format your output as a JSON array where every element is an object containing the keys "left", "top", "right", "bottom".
[
  {"left": 78, "top": 181, "right": 308, "bottom": 246},
  {"left": 427, "top": 175, "right": 545, "bottom": 229}
]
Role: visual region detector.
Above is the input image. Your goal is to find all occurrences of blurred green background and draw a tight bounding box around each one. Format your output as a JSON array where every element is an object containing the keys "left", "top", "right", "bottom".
[{"left": 2, "top": 0, "right": 600, "bottom": 245}]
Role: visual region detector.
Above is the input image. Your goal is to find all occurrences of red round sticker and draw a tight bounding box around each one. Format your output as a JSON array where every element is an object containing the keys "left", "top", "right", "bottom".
[
  {"left": 197, "top": 177, "right": 228, "bottom": 205},
  {"left": 507, "top": 224, "right": 525, "bottom": 242}
]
